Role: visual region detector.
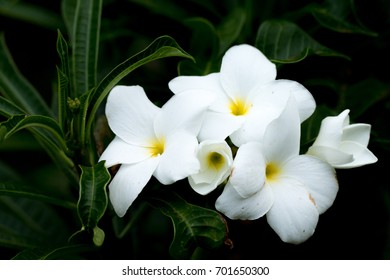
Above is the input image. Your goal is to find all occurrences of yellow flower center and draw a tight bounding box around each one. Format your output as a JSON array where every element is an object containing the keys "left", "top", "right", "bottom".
[
  {"left": 265, "top": 162, "right": 280, "bottom": 182},
  {"left": 149, "top": 138, "right": 165, "bottom": 157},
  {"left": 229, "top": 98, "right": 251, "bottom": 116},
  {"left": 207, "top": 152, "right": 225, "bottom": 170}
]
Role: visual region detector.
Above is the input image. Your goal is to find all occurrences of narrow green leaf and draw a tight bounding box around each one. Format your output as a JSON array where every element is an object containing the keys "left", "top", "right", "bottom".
[
  {"left": 61, "top": 0, "right": 77, "bottom": 40},
  {"left": 146, "top": 190, "right": 227, "bottom": 259},
  {"left": 0, "top": 114, "right": 66, "bottom": 151},
  {"left": 56, "top": 67, "right": 69, "bottom": 131},
  {"left": 0, "top": 182, "right": 76, "bottom": 209},
  {"left": 255, "top": 20, "right": 350, "bottom": 63},
  {"left": 0, "top": 96, "right": 25, "bottom": 117},
  {"left": 0, "top": 102, "right": 78, "bottom": 186},
  {"left": 77, "top": 161, "right": 110, "bottom": 245},
  {"left": 0, "top": 114, "right": 78, "bottom": 183},
  {"left": 0, "top": 0, "right": 64, "bottom": 30},
  {"left": 56, "top": 30, "right": 71, "bottom": 131},
  {"left": 83, "top": 35, "right": 194, "bottom": 163},
  {"left": 71, "top": 0, "right": 102, "bottom": 96},
  {"left": 0, "top": 34, "right": 52, "bottom": 116}
]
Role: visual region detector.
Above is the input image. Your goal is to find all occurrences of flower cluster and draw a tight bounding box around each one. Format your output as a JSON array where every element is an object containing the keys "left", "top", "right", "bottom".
[{"left": 99, "top": 44, "right": 377, "bottom": 244}]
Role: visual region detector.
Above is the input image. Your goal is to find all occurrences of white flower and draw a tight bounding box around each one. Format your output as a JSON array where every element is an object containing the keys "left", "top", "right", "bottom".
[
  {"left": 306, "top": 109, "right": 378, "bottom": 168},
  {"left": 215, "top": 98, "right": 339, "bottom": 244},
  {"left": 99, "top": 85, "right": 213, "bottom": 217},
  {"left": 188, "top": 140, "right": 233, "bottom": 195},
  {"left": 169, "top": 44, "right": 316, "bottom": 146}
]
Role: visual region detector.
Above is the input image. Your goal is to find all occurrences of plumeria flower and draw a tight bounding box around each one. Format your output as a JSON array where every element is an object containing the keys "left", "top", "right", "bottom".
[
  {"left": 188, "top": 140, "right": 233, "bottom": 195},
  {"left": 169, "top": 44, "right": 316, "bottom": 146},
  {"left": 99, "top": 85, "right": 213, "bottom": 217},
  {"left": 215, "top": 97, "right": 339, "bottom": 244},
  {"left": 306, "top": 109, "right": 378, "bottom": 168}
]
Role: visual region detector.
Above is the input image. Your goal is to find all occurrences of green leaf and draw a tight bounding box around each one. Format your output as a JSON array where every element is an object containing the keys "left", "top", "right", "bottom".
[
  {"left": 0, "top": 114, "right": 66, "bottom": 151},
  {"left": 61, "top": 0, "right": 77, "bottom": 39},
  {"left": 0, "top": 182, "right": 76, "bottom": 209},
  {"left": 56, "top": 67, "right": 69, "bottom": 131},
  {"left": 146, "top": 190, "right": 227, "bottom": 259},
  {"left": 255, "top": 19, "right": 350, "bottom": 63},
  {"left": 70, "top": 0, "right": 102, "bottom": 96},
  {"left": 77, "top": 161, "right": 110, "bottom": 246},
  {"left": 0, "top": 34, "right": 52, "bottom": 116},
  {"left": 0, "top": 114, "right": 78, "bottom": 184},
  {"left": 0, "top": 0, "right": 64, "bottom": 30},
  {"left": 0, "top": 196, "right": 70, "bottom": 250},
  {"left": 82, "top": 35, "right": 194, "bottom": 163},
  {"left": 0, "top": 96, "right": 25, "bottom": 117},
  {"left": 307, "top": 0, "right": 377, "bottom": 36},
  {"left": 56, "top": 30, "right": 71, "bottom": 130}
]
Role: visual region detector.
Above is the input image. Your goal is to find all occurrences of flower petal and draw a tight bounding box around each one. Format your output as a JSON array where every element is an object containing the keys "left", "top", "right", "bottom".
[
  {"left": 198, "top": 111, "right": 245, "bottom": 142},
  {"left": 155, "top": 90, "right": 215, "bottom": 137},
  {"left": 105, "top": 85, "right": 159, "bottom": 146},
  {"left": 168, "top": 72, "right": 223, "bottom": 96},
  {"left": 220, "top": 44, "right": 276, "bottom": 100},
  {"left": 153, "top": 131, "right": 200, "bottom": 185},
  {"left": 335, "top": 141, "right": 378, "bottom": 168},
  {"left": 266, "top": 178, "right": 319, "bottom": 244},
  {"left": 229, "top": 98, "right": 280, "bottom": 146},
  {"left": 215, "top": 181, "right": 274, "bottom": 220},
  {"left": 259, "top": 79, "right": 316, "bottom": 122},
  {"left": 189, "top": 140, "right": 233, "bottom": 195},
  {"left": 229, "top": 142, "right": 266, "bottom": 198},
  {"left": 99, "top": 136, "right": 152, "bottom": 167},
  {"left": 282, "top": 155, "right": 339, "bottom": 214},
  {"left": 108, "top": 157, "right": 160, "bottom": 217},
  {"left": 306, "top": 145, "right": 354, "bottom": 166},
  {"left": 342, "top": 123, "right": 371, "bottom": 146},
  {"left": 262, "top": 96, "right": 301, "bottom": 163},
  {"left": 312, "top": 109, "right": 350, "bottom": 148}
]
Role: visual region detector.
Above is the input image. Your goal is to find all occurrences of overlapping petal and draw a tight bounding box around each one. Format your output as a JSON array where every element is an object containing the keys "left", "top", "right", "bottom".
[
  {"left": 229, "top": 142, "right": 266, "bottom": 198},
  {"left": 311, "top": 109, "right": 349, "bottom": 148},
  {"left": 108, "top": 157, "right": 160, "bottom": 217},
  {"left": 99, "top": 136, "right": 152, "bottom": 167},
  {"left": 307, "top": 109, "right": 378, "bottom": 168},
  {"left": 281, "top": 155, "right": 338, "bottom": 214},
  {"left": 266, "top": 177, "right": 319, "bottom": 244},
  {"left": 262, "top": 97, "right": 301, "bottom": 163},
  {"left": 189, "top": 140, "right": 233, "bottom": 195},
  {"left": 335, "top": 141, "right": 378, "bottom": 168},
  {"left": 342, "top": 124, "right": 371, "bottom": 146},
  {"left": 306, "top": 145, "right": 353, "bottom": 166},
  {"left": 153, "top": 131, "right": 200, "bottom": 185},
  {"left": 198, "top": 111, "right": 245, "bottom": 142},
  {"left": 154, "top": 90, "right": 215, "bottom": 137},
  {"left": 215, "top": 181, "right": 274, "bottom": 220}
]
